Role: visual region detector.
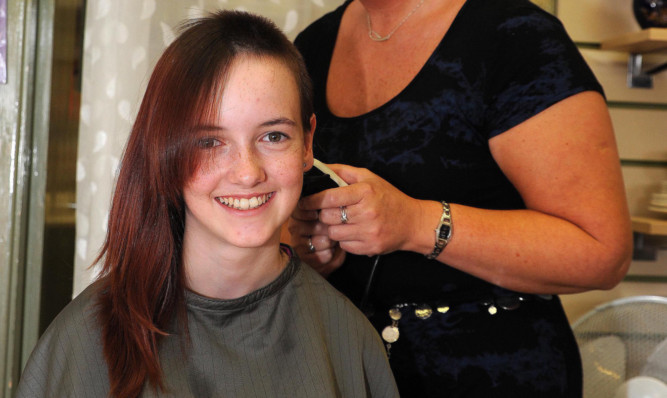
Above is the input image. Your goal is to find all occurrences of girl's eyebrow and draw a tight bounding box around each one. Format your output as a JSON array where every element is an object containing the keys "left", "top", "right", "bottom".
[
  {"left": 260, "top": 117, "right": 297, "bottom": 128},
  {"left": 194, "top": 125, "right": 222, "bottom": 132},
  {"left": 195, "top": 118, "right": 297, "bottom": 132}
]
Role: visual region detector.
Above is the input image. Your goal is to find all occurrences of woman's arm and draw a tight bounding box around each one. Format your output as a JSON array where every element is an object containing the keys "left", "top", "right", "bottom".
[
  {"left": 443, "top": 90, "right": 632, "bottom": 293},
  {"left": 412, "top": 90, "right": 631, "bottom": 294}
]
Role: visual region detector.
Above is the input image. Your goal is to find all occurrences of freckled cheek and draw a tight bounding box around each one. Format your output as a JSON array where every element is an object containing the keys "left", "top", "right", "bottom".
[
  {"left": 271, "top": 157, "right": 304, "bottom": 192},
  {"left": 282, "top": 170, "right": 304, "bottom": 191}
]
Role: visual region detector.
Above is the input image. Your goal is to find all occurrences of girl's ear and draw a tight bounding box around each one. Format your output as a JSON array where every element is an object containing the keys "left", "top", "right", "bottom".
[{"left": 303, "top": 114, "right": 316, "bottom": 171}]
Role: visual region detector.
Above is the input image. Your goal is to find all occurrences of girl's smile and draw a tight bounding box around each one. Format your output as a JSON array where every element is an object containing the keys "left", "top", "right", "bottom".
[{"left": 216, "top": 192, "right": 274, "bottom": 211}]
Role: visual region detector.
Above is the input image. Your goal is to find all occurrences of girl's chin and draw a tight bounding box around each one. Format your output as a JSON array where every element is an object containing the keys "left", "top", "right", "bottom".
[{"left": 225, "top": 231, "right": 282, "bottom": 249}]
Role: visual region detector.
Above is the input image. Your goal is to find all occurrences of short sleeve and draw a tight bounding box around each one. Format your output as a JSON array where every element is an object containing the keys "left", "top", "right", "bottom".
[{"left": 484, "top": 8, "right": 603, "bottom": 139}]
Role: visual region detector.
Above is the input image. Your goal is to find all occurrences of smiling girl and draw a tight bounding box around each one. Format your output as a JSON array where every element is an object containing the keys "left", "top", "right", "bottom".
[{"left": 16, "top": 11, "right": 397, "bottom": 398}]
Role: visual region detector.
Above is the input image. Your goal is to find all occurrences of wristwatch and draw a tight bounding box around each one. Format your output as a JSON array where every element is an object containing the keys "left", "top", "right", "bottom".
[{"left": 426, "top": 201, "right": 452, "bottom": 260}]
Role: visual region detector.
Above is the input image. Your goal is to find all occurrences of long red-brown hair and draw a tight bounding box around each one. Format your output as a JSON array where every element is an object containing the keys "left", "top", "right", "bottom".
[{"left": 94, "top": 10, "right": 313, "bottom": 397}]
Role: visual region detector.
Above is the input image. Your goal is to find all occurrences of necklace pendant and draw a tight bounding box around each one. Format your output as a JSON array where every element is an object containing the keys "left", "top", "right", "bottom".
[
  {"left": 369, "top": 30, "right": 391, "bottom": 42},
  {"left": 365, "top": 0, "right": 426, "bottom": 42}
]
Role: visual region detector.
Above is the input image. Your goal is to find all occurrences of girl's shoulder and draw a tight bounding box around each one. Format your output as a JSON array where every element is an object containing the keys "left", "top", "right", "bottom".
[{"left": 15, "top": 281, "right": 109, "bottom": 397}]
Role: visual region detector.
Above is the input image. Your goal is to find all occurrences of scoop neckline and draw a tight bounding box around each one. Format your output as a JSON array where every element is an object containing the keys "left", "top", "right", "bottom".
[{"left": 322, "top": 0, "right": 469, "bottom": 122}]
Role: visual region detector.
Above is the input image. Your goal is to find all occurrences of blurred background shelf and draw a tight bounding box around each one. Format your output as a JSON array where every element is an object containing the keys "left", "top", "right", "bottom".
[
  {"left": 601, "top": 28, "right": 667, "bottom": 88},
  {"left": 601, "top": 28, "right": 667, "bottom": 53},
  {"left": 632, "top": 216, "right": 667, "bottom": 236}
]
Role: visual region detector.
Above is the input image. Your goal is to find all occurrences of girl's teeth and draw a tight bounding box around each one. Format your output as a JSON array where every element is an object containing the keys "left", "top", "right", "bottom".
[{"left": 218, "top": 193, "right": 271, "bottom": 210}]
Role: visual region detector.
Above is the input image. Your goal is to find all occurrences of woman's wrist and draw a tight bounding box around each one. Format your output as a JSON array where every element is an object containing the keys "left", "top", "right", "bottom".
[
  {"left": 401, "top": 199, "right": 448, "bottom": 256},
  {"left": 425, "top": 201, "right": 452, "bottom": 260}
]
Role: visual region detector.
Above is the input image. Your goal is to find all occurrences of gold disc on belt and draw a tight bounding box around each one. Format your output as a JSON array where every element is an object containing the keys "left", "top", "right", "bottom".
[
  {"left": 437, "top": 305, "right": 450, "bottom": 314},
  {"left": 382, "top": 326, "right": 400, "bottom": 343},
  {"left": 415, "top": 304, "right": 433, "bottom": 320},
  {"left": 388, "top": 308, "right": 402, "bottom": 321}
]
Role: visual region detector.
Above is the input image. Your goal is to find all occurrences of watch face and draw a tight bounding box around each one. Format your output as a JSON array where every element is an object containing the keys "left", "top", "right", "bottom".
[{"left": 439, "top": 225, "right": 451, "bottom": 240}]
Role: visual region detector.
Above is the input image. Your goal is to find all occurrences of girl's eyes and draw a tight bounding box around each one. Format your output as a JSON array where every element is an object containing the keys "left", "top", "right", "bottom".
[
  {"left": 262, "top": 131, "right": 288, "bottom": 143},
  {"left": 198, "top": 137, "right": 221, "bottom": 148},
  {"left": 197, "top": 131, "right": 289, "bottom": 148}
]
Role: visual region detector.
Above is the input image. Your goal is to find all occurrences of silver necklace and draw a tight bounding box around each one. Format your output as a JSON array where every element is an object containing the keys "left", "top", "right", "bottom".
[{"left": 365, "top": 0, "right": 426, "bottom": 42}]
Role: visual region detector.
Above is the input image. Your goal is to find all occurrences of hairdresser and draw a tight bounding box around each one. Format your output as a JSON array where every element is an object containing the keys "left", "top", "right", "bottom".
[{"left": 289, "top": 0, "right": 633, "bottom": 396}]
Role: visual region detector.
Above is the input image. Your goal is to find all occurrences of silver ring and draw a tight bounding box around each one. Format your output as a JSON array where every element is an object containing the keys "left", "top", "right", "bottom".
[
  {"left": 307, "top": 236, "right": 316, "bottom": 253},
  {"left": 340, "top": 206, "right": 348, "bottom": 224}
]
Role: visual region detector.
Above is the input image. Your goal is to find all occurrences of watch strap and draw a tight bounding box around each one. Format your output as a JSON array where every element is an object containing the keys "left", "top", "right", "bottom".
[{"left": 426, "top": 201, "right": 452, "bottom": 260}]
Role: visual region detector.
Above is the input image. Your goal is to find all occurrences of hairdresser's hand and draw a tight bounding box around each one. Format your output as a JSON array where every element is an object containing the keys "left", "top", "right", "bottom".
[
  {"left": 288, "top": 210, "right": 346, "bottom": 277},
  {"left": 298, "top": 164, "right": 432, "bottom": 257}
]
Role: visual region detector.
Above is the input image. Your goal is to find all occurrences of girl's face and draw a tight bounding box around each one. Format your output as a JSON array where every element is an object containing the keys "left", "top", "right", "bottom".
[{"left": 183, "top": 55, "right": 314, "bottom": 252}]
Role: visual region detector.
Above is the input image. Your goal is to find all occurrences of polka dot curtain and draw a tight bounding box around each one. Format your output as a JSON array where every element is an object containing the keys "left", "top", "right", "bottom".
[{"left": 74, "top": 0, "right": 341, "bottom": 296}]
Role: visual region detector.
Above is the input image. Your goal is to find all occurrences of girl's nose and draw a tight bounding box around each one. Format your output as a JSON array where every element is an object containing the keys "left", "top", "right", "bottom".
[{"left": 229, "top": 148, "right": 266, "bottom": 187}]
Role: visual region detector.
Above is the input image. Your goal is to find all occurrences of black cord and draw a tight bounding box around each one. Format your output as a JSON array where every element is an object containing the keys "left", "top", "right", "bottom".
[{"left": 359, "top": 255, "right": 381, "bottom": 315}]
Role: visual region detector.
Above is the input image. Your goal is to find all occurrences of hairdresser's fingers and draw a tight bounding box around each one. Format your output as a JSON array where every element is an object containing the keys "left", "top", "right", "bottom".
[
  {"left": 298, "top": 185, "right": 355, "bottom": 212},
  {"left": 302, "top": 245, "right": 346, "bottom": 277},
  {"left": 317, "top": 204, "right": 363, "bottom": 226},
  {"left": 325, "top": 224, "right": 387, "bottom": 258},
  {"left": 287, "top": 215, "right": 328, "bottom": 238},
  {"left": 337, "top": 239, "right": 382, "bottom": 257},
  {"left": 291, "top": 206, "right": 319, "bottom": 222},
  {"left": 292, "top": 232, "right": 324, "bottom": 259},
  {"left": 309, "top": 234, "right": 338, "bottom": 251},
  {"left": 295, "top": 236, "right": 346, "bottom": 277},
  {"left": 326, "top": 168, "right": 426, "bottom": 256}
]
